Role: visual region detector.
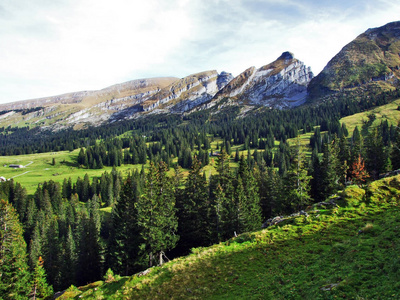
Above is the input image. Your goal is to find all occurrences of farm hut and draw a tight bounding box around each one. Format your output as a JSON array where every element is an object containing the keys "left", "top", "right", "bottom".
[{"left": 9, "top": 164, "right": 24, "bottom": 169}]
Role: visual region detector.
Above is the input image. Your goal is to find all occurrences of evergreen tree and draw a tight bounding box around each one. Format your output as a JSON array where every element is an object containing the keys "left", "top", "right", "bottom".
[
  {"left": 283, "top": 145, "right": 312, "bottom": 212},
  {"left": 0, "top": 199, "right": 31, "bottom": 299},
  {"left": 350, "top": 126, "right": 364, "bottom": 167},
  {"left": 108, "top": 177, "right": 144, "bottom": 275},
  {"left": 365, "top": 127, "right": 390, "bottom": 179},
  {"left": 30, "top": 256, "right": 53, "bottom": 300},
  {"left": 76, "top": 215, "right": 102, "bottom": 286},
  {"left": 42, "top": 217, "right": 61, "bottom": 290},
  {"left": 61, "top": 225, "right": 77, "bottom": 289},
  {"left": 212, "top": 150, "right": 236, "bottom": 241},
  {"left": 176, "top": 157, "right": 210, "bottom": 255},
  {"left": 255, "top": 166, "right": 282, "bottom": 219},
  {"left": 319, "top": 138, "right": 341, "bottom": 200},
  {"left": 391, "top": 125, "right": 400, "bottom": 169},
  {"left": 136, "top": 162, "right": 179, "bottom": 267},
  {"left": 236, "top": 157, "right": 262, "bottom": 233}
]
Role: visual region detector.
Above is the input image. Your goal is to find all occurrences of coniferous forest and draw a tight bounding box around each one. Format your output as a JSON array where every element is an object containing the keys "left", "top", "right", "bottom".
[{"left": 1, "top": 89, "right": 400, "bottom": 298}]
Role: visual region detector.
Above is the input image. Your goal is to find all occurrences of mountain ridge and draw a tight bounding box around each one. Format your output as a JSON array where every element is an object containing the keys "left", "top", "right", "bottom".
[{"left": 1, "top": 21, "right": 400, "bottom": 130}]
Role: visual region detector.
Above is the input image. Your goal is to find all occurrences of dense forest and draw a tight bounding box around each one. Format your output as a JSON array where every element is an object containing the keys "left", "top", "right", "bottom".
[{"left": 1, "top": 88, "right": 400, "bottom": 298}]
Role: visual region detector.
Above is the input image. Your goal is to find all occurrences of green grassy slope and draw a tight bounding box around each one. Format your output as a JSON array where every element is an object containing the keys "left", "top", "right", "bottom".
[
  {"left": 340, "top": 98, "right": 400, "bottom": 134},
  {"left": 59, "top": 175, "right": 400, "bottom": 299},
  {"left": 0, "top": 150, "right": 140, "bottom": 194}
]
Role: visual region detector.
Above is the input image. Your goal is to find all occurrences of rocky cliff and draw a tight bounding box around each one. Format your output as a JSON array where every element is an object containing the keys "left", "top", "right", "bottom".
[
  {"left": 205, "top": 52, "right": 313, "bottom": 109},
  {"left": 139, "top": 71, "right": 233, "bottom": 113}
]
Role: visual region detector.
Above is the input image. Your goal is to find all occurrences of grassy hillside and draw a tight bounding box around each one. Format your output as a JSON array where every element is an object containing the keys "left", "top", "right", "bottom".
[
  {"left": 0, "top": 150, "right": 139, "bottom": 194},
  {"left": 58, "top": 175, "right": 400, "bottom": 299},
  {"left": 340, "top": 98, "right": 400, "bottom": 134}
]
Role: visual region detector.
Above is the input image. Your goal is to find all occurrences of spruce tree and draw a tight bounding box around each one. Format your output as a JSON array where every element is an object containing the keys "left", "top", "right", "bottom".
[
  {"left": 108, "top": 176, "right": 144, "bottom": 275},
  {"left": 283, "top": 145, "right": 312, "bottom": 212},
  {"left": 212, "top": 150, "right": 236, "bottom": 241},
  {"left": 365, "top": 127, "right": 390, "bottom": 179},
  {"left": 76, "top": 215, "right": 102, "bottom": 286},
  {"left": 0, "top": 199, "right": 31, "bottom": 299},
  {"left": 60, "top": 225, "right": 77, "bottom": 289},
  {"left": 319, "top": 138, "right": 341, "bottom": 200},
  {"left": 31, "top": 256, "right": 53, "bottom": 300},
  {"left": 176, "top": 157, "right": 210, "bottom": 255},
  {"left": 236, "top": 156, "right": 262, "bottom": 233},
  {"left": 42, "top": 216, "right": 61, "bottom": 290},
  {"left": 136, "top": 162, "right": 179, "bottom": 267}
]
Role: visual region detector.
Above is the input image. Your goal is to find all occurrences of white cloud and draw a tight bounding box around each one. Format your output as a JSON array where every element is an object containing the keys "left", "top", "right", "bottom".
[{"left": 0, "top": 0, "right": 399, "bottom": 104}]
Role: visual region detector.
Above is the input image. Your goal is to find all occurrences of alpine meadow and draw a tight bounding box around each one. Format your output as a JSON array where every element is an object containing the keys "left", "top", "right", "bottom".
[{"left": 1, "top": 20, "right": 400, "bottom": 299}]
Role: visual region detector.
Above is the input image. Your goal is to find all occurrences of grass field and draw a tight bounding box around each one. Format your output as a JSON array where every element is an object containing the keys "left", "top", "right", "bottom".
[
  {"left": 0, "top": 150, "right": 141, "bottom": 194},
  {"left": 340, "top": 98, "right": 400, "bottom": 134}
]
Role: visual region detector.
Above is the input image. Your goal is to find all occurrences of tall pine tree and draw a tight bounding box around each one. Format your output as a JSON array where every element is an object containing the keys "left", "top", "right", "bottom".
[
  {"left": 136, "top": 162, "right": 179, "bottom": 267},
  {"left": 0, "top": 199, "right": 31, "bottom": 299}
]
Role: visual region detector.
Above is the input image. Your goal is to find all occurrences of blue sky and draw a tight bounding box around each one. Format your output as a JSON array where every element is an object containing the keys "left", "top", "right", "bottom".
[{"left": 0, "top": 0, "right": 399, "bottom": 104}]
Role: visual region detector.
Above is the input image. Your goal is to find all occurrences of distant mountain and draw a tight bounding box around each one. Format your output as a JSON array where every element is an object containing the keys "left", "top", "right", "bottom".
[
  {"left": 0, "top": 52, "right": 312, "bottom": 129},
  {"left": 201, "top": 51, "right": 313, "bottom": 110},
  {"left": 1, "top": 21, "right": 400, "bottom": 130},
  {"left": 308, "top": 21, "right": 400, "bottom": 99}
]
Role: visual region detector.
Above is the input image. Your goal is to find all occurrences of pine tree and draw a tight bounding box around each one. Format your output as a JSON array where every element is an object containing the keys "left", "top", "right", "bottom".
[
  {"left": 76, "top": 215, "right": 102, "bottom": 286},
  {"left": 319, "top": 138, "right": 341, "bottom": 200},
  {"left": 391, "top": 126, "right": 400, "bottom": 170},
  {"left": 108, "top": 176, "right": 144, "bottom": 275},
  {"left": 60, "top": 225, "right": 77, "bottom": 289},
  {"left": 212, "top": 150, "right": 236, "bottom": 241},
  {"left": 255, "top": 166, "right": 282, "bottom": 219},
  {"left": 283, "top": 144, "right": 312, "bottom": 212},
  {"left": 236, "top": 156, "right": 262, "bottom": 233},
  {"left": 31, "top": 256, "right": 53, "bottom": 300},
  {"left": 136, "top": 162, "right": 179, "bottom": 267},
  {"left": 42, "top": 216, "right": 61, "bottom": 290},
  {"left": 365, "top": 127, "right": 390, "bottom": 179},
  {"left": 176, "top": 157, "right": 210, "bottom": 255},
  {"left": 0, "top": 199, "right": 31, "bottom": 299}
]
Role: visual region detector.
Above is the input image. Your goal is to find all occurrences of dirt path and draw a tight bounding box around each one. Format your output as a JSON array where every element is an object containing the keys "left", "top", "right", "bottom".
[
  {"left": 24, "top": 161, "right": 33, "bottom": 167},
  {"left": 10, "top": 171, "right": 31, "bottom": 179}
]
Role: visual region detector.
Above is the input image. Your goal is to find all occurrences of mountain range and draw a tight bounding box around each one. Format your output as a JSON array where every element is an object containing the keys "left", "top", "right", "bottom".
[{"left": 0, "top": 21, "right": 399, "bottom": 130}]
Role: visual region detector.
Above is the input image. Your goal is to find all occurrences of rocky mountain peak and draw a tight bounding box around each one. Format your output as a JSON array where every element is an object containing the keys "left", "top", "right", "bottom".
[
  {"left": 277, "top": 51, "right": 295, "bottom": 61},
  {"left": 209, "top": 52, "right": 313, "bottom": 109}
]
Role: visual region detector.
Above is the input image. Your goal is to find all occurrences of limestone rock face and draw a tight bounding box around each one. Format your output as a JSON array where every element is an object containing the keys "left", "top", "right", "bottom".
[
  {"left": 141, "top": 70, "right": 233, "bottom": 112},
  {"left": 212, "top": 52, "right": 313, "bottom": 108},
  {"left": 217, "top": 71, "right": 234, "bottom": 90}
]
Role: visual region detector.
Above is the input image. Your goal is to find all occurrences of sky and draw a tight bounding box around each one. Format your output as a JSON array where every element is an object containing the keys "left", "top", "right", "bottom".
[{"left": 0, "top": 0, "right": 399, "bottom": 104}]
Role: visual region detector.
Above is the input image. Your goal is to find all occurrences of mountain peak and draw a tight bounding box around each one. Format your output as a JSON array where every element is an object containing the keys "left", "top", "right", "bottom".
[
  {"left": 277, "top": 51, "right": 295, "bottom": 61},
  {"left": 308, "top": 20, "right": 400, "bottom": 100}
]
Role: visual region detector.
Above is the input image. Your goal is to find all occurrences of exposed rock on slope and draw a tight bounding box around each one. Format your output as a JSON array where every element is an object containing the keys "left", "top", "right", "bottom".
[
  {"left": 308, "top": 21, "right": 400, "bottom": 99},
  {"left": 0, "top": 77, "right": 179, "bottom": 129},
  {"left": 209, "top": 52, "right": 313, "bottom": 109},
  {"left": 140, "top": 71, "right": 234, "bottom": 113}
]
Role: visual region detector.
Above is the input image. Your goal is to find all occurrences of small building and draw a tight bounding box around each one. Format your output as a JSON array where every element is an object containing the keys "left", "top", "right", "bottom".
[
  {"left": 9, "top": 164, "right": 23, "bottom": 169},
  {"left": 0, "top": 176, "right": 6, "bottom": 182}
]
